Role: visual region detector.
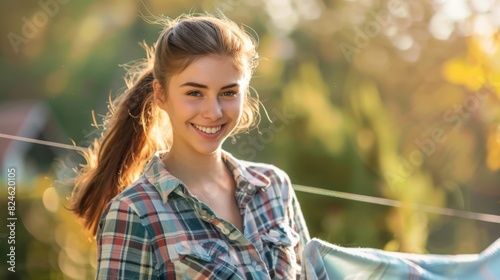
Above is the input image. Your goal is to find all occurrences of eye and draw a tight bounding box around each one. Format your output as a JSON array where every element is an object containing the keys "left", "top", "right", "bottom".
[
  {"left": 220, "top": 91, "right": 238, "bottom": 97},
  {"left": 187, "top": 91, "right": 203, "bottom": 97}
]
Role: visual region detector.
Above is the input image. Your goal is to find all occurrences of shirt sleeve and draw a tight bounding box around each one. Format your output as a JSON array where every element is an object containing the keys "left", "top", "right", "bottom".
[
  {"left": 96, "top": 199, "right": 156, "bottom": 280},
  {"left": 282, "top": 171, "right": 311, "bottom": 266}
]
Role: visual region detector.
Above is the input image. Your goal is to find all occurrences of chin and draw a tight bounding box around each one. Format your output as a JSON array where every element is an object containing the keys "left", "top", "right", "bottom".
[{"left": 193, "top": 142, "right": 225, "bottom": 155}]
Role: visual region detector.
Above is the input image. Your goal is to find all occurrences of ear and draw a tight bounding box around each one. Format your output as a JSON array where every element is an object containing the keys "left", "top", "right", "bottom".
[{"left": 153, "top": 79, "right": 167, "bottom": 111}]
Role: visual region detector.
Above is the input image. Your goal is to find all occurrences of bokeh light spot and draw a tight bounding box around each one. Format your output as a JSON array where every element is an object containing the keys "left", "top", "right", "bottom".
[{"left": 43, "top": 186, "right": 60, "bottom": 213}]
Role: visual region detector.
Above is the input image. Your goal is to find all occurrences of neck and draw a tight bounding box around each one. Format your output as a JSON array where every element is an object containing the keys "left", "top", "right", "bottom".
[{"left": 162, "top": 146, "right": 228, "bottom": 186}]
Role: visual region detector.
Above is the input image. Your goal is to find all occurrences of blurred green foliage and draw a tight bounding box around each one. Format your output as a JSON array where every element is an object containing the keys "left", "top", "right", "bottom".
[{"left": 1, "top": 0, "right": 500, "bottom": 278}]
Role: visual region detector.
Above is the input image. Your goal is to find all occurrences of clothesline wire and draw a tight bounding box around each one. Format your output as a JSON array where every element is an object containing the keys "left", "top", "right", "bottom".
[
  {"left": 0, "top": 133, "right": 85, "bottom": 151},
  {"left": 293, "top": 185, "right": 500, "bottom": 224},
  {"left": 2, "top": 132, "right": 500, "bottom": 224}
]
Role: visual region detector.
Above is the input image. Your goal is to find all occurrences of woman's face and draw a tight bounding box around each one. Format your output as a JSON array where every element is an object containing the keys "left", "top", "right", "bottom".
[{"left": 155, "top": 55, "right": 244, "bottom": 156}]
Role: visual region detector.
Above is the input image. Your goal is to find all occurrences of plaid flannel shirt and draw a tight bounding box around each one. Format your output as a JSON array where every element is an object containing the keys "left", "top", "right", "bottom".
[{"left": 96, "top": 151, "right": 310, "bottom": 279}]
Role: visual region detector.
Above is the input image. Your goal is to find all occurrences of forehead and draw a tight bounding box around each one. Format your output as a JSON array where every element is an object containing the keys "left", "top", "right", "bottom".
[{"left": 169, "top": 55, "right": 244, "bottom": 86}]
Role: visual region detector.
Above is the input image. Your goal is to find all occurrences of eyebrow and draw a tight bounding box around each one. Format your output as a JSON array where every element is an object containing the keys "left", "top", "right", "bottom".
[{"left": 180, "top": 82, "right": 239, "bottom": 90}]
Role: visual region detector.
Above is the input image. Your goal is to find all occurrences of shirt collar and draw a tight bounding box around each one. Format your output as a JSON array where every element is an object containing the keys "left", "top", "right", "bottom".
[
  {"left": 143, "top": 151, "right": 270, "bottom": 204},
  {"left": 222, "top": 151, "right": 270, "bottom": 189},
  {"left": 143, "top": 151, "right": 182, "bottom": 204}
]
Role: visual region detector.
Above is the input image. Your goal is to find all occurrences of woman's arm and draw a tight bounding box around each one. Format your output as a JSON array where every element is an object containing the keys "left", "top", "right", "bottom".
[
  {"left": 96, "top": 199, "right": 156, "bottom": 280},
  {"left": 281, "top": 170, "right": 311, "bottom": 265}
]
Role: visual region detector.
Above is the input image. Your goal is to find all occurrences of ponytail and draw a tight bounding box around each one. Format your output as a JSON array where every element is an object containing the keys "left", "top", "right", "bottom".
[{"left": 70, "top": 60, "right": 170, "bottom": 235}]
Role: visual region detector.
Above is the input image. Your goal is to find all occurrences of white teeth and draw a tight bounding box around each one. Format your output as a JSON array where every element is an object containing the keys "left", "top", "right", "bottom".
[{"left": 194, "top": 124, "right": 222, "bottom": 134}]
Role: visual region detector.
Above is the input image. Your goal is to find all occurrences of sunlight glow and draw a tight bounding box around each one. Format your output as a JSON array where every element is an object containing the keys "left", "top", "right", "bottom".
[
  {"left": 442, "top": 0, "right": 470, "bottom": 21},
  {"left": 42, "top": 187, "right": 60, "bottom": 213},
  {"left": 429, "top": 12, "right": 454, "bottom": 40}
]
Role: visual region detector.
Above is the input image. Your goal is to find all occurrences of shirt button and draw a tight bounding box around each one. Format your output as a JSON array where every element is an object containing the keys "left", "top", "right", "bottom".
[
  {"left": 255, "top": 265, "right": 262, "bottom": 271},
  {"left": 228, "top": 232, "right": 239, "bottom": 240},
  {"left": 200, "top": 210, "right": 208, "bottom": 218},
  {"left": 199, "top": 210, "right": 213, "bottom": 222}
]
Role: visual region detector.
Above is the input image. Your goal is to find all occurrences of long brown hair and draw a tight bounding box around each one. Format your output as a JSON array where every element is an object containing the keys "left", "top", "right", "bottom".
[{"left": 70, "top": 13, "right": 260, "bottom": 235}]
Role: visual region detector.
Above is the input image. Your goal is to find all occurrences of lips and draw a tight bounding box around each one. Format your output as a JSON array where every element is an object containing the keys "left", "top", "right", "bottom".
[{"left": 193, "top": 124, "right": 223, "bottom": 134}]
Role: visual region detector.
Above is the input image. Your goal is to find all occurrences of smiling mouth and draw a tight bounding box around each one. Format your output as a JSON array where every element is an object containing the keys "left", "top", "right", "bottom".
[{"left": 192, "top": 124, "right": 223, "bottom": 134}]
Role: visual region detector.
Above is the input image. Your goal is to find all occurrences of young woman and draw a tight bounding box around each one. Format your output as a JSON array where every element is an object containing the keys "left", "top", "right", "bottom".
[
  {"left": 71, "top": 12, "right": 500, "bottom": 280},
  {"left": 71, "top": 14, "right": 310, "bottom": 279}
]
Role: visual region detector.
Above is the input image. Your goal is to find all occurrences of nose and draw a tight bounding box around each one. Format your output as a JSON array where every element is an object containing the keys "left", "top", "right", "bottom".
[{"left": 201, "top": 97, "right": 223, "bottom": 120}]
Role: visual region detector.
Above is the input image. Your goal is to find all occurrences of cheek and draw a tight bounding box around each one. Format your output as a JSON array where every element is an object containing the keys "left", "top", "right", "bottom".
[
  {"left": 167, "top": 100, "right": 198, "bottom": 118},
  {"left": 226, "top": 99, "right": 244, "bottom": 118}
]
